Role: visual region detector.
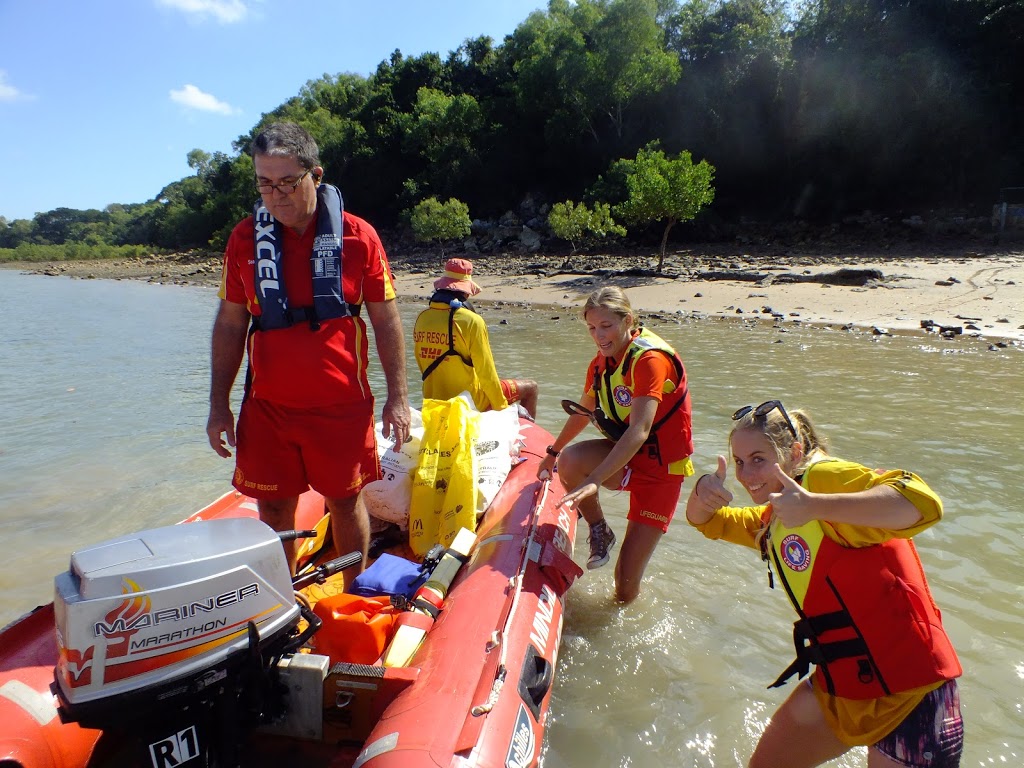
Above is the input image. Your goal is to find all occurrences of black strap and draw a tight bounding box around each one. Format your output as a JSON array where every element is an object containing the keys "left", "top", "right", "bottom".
[
  {"left": 769, "top": 614, "right": 870, "bottom": 692},
  {"left": 804, "top": 610, "right": 853, "bottom": 635},
  {"left": 561, "top": 399, "right": 593, "bottom": 419},
  {"left": 769, "top": 656, "right": 809, "bottom": 690},
  {"left": 411, "top": 597, "right": 440, "bottom": 619},
  {"left": 421, "top": 303, "right": 474, "bottom": 381},
  {"left": 251, "top": 302, "right": 361, "bottom": 332}
]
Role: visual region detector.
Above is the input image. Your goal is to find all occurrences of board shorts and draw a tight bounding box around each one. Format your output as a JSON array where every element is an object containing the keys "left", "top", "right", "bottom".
[
  {"left": 874, "top": 679, "right": 963, "bottom": 767},
  {"left": 234, "top": 397, "right": 379, "bottom": 500},
  {"left": 500, "top": 379, "right": 521, "bottom": 405},
  {"left": 620, "top": 464, "right": 684, "bottom": 533}
]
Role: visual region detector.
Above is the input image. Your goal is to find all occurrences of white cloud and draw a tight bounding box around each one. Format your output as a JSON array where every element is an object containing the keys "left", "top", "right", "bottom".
[
  {"left": 155, "top": 0, "right": 248, "bottom": 24},
  {"left": 170, "top": 84, "right": 238, "bottom": 115},
  {"left": 0, "top": 71, "right": 28, "bottom": 102}
]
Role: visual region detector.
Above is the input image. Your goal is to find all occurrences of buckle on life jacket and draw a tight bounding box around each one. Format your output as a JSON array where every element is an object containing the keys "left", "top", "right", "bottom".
[
  {"left": 769, "top": 612, "right": 872, "bottom": 694},
  {"left": 252, "top": 302, "right": 361, "bottom": 332}
]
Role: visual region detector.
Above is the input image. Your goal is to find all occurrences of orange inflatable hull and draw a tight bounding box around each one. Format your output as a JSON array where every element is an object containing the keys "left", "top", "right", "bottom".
[{"left": 0, "top": 419, "right": 580, "bottom": 768}]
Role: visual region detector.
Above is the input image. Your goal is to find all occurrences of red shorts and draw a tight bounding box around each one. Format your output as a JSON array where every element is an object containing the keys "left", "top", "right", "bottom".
[
  {"left": 620, "top": 465, "right": 684, "bottom": 533},
  {"left": 500, "top": 379, "right": 521, "bottom": 404},
  {"left": 233, "top": 398, "right": 380, "bottom": 500}
]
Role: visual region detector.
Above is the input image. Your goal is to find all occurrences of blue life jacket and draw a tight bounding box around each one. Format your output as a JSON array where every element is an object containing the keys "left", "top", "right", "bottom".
[{"left": 251, "top": 183, "right": 360, "bottom": 331}]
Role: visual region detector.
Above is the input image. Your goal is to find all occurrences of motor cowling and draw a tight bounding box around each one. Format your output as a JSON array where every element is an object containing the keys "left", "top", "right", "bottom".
[{"left": 53, "top": 518, "right": 303, "bottom": 767}]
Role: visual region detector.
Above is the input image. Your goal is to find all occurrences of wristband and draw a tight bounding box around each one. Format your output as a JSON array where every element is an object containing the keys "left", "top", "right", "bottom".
[{"left": 545, "top": 445, "right": 560, "bottom": 458}]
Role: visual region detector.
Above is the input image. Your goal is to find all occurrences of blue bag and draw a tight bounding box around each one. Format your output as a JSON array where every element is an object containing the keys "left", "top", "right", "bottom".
[{"left": 349, "top": 553, "right": 427, "bottom": 599}]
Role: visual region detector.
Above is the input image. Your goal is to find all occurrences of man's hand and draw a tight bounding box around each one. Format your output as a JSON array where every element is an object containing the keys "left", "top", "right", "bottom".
[
  {"left": 206, "top": 404, "right": 236, "bottom": 458},
  {"left": 381, "top": 395, "right": 411, "bottom": 447}
]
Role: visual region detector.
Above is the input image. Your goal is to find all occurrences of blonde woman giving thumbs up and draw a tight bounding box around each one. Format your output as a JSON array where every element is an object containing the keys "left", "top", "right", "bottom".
[{"left": 685, "top": 400, "right": 963, "bottom": 768}]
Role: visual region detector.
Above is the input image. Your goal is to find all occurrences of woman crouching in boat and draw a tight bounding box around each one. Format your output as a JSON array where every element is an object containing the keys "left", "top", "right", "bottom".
[
  {"left": 686, "top": 400, "right": 963, "bottom": 768},
  {"left": 538, "top": 287, "right": 694, "bottom": 603}
]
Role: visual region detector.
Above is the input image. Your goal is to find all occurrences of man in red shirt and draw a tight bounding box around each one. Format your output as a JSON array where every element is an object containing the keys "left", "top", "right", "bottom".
[{"left": 206, "top": 122, "right": 410, "bottom": 584}]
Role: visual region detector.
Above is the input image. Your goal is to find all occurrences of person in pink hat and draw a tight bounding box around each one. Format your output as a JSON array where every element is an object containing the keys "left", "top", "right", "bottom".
[{"left": 413, "top": 257, "right": 538, "bottom": 417}]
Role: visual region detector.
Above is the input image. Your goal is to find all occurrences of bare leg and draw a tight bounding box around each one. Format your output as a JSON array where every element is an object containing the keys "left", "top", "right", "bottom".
[
  {"left": 613, "top": 521, "right": 662, "bottom": 603},
  {"left": 257, "top": 496, "right": 299, "bottom": 573},
  {"left": 557, "top": 439, "right": 631, "bottom": 582},
  {"left": 326, "top": 494, "right": 369, "bottom": 590},
  {"left": 555, "top": 440, "right": 620, "bottom": 527},
  {"left": 749, "top": 680, "right": 849, "bottom": 768},
  {"left": 514, "top": 379, "right": 539, "bottom": 419}
]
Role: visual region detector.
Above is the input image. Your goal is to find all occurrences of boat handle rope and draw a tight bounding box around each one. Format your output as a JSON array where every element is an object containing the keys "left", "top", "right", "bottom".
[{"left": 471, "top": 476, "right": 551, "bottom": 716}]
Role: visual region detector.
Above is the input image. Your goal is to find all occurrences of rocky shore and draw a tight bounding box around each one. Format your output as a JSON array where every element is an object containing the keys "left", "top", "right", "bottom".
[{"left": 8, "top": 235, "right": 1024, "bottom": 347}]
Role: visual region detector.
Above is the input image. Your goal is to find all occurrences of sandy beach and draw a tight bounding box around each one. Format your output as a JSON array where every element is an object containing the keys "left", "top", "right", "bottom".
[
  {"left": 397, "top": 249, "right": 1024, "bottom": 346},
  {"left": 10, "top": 244, "right": 1024, "bottom": 346}
]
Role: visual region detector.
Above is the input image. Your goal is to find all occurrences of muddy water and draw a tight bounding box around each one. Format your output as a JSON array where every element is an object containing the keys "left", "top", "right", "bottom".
[{"left": 1, "top": 269, "right": 1020, "bottom": 766}]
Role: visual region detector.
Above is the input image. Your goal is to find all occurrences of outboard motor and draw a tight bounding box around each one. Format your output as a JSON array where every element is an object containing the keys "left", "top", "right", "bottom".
[{"left": 53, "top": 518, "right": 319, "bottom": 767}]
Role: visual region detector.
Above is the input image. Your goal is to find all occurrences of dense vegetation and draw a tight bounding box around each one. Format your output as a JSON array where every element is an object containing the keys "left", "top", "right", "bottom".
[{"left": 3, "top": 0, "right": 1022, "bottom": 258}]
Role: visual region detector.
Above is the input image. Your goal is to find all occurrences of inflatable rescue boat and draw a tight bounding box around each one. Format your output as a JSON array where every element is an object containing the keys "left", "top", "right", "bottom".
[{"left": 0, "top": 415, "right": 581, "bottom": 768}]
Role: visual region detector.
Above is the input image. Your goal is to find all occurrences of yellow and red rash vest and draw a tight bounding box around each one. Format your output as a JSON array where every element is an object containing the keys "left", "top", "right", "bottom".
[
  {"left": 763, "top": 513, "right": 961, "bottom": 699},
  {"left": 591, "top": 328, "right": 693, "bottom": 473}
]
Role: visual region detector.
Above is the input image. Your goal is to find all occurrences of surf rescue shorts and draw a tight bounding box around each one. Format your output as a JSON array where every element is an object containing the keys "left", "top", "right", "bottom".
[
  {"left": 620, "top": 465, "right": 685, "bottom": 534},
  {"left": 500, "top": 379, "right": 521, "bottom": 405},
  {"left": 874, "top": 679, "right": 963, "bottom": 767},
  {"left": 233, "top": 397, "right": 379, "bottom": 500}
]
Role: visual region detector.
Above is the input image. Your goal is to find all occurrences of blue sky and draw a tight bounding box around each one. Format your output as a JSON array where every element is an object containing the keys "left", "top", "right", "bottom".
[{"left": 0, "top": 0, "right": 547, "bottom": 222}]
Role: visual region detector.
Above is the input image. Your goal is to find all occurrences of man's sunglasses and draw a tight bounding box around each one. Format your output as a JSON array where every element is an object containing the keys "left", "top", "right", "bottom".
[{"left": 732, "top": 400, "right": 798, "bottom": 439}]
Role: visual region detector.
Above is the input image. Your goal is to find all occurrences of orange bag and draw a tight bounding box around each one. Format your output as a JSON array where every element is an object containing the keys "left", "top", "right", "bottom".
[{"left": 310, "top": 594, "right": 398, "bottom": 665}]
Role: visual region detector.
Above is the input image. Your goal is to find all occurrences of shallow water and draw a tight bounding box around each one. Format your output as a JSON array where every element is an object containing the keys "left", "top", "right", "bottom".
[{"left": 1, "top": 269, "right": 1021, "bottom": 766}]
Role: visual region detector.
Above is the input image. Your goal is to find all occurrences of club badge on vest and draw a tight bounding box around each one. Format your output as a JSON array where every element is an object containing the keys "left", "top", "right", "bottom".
[
  {"left": 780, "top": 533, "right": 811, "bottom": 571},
  {"left": 613, "top": 385, "right": 632, "bottom": 407}
]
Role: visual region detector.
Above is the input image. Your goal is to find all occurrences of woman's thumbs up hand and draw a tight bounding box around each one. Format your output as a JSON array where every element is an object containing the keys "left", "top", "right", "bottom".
[
  {"left": 767, "top": 464, "right": 817, "bottom": 528},
  {"left": 685, "top": 454, "right": 734, "bottom": 525}
]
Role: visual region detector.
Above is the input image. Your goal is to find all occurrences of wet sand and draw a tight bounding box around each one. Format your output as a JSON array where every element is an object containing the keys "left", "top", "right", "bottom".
[
  {"left": 396, "top": 251, "right": 1024, "bottom": 345},
  {"left": 8, "top": 245, "right": 1024, "bottom": 344}
]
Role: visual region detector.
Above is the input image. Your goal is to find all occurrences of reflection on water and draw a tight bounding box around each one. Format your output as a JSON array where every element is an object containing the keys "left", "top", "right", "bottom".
[{"left": 1, "top": 269, "right": 1021, "bottom": 766}]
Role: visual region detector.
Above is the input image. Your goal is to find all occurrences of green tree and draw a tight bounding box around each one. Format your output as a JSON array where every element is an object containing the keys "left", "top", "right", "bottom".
[
  {"left": 409, "top": 197, "right": 472, "bottom": 258},
  {"left": 187, "top": 148, "right": 214, "bottom": 175},
  {"left": 0, "top": 217, "right": 34, "bottom": 248},
  {"left": 661, "top": 0, "right": 790, "bottom": 213},
  {"left": 612, "top": 146, "right": 715, "bottom": 271},
  {"left": 446, "top": 36, "right": 501, "bottom": 100},
  {"left": 548, "top": 200, "right": 626, "bottom": 258},
  {"left": 32, "top": 207, "right": 106, "bottom": 245},
  {"left": 784, "top": 0, "right": 1001, "bottom": 213},
  {"left": 511, "top": 0, "right": 681, "bottom": 144},
  {"left": 404, "top": 87, "right": 485, "bottom": 198}
]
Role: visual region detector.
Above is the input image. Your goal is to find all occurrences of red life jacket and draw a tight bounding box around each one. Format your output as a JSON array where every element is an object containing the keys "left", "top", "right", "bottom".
[
  {"left": 589, "top": 328, "right": 693, "bottom": 472},
  {"left": 765, "top": 523, "right": 962, "bottom": 699}
]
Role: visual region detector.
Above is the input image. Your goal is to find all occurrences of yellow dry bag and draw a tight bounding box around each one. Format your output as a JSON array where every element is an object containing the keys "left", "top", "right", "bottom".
[{"left": 408, "top": 396, "right": 480, "bottom": 557}]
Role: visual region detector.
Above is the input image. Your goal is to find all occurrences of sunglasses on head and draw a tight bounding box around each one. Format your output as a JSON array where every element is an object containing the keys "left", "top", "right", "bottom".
[{"left": 732, "top": 400, "right": 798, "bottom": 439}]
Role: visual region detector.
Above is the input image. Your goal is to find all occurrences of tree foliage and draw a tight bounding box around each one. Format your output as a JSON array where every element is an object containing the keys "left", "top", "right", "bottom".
[
  {"left": 408, "top": 197, "right": 472, "bottom": 257},
  {"left": 511, "top": 0, "right": 680, "bottom": 144},
  {"left": 548, "top": 200, "right": 627, "bottom": 255},
  {"left": 612, "top": 145, "right": 716, "bottom": 270},
  {"left": 404, "top": 88, "right": 485, "bottom": 199},
  {"left": 3, "top": 0, "right": 1024, "bottom": 254}
]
